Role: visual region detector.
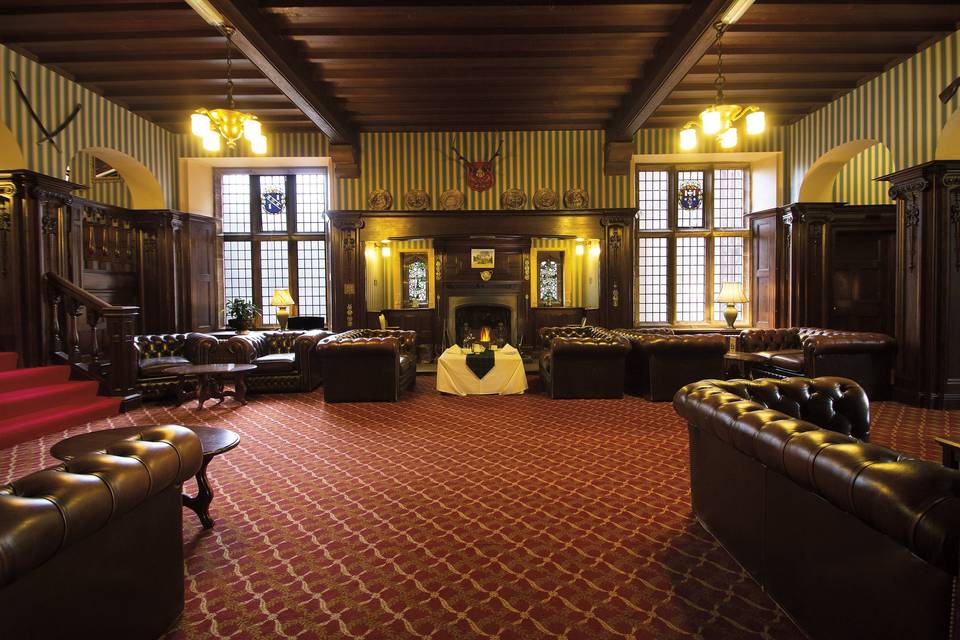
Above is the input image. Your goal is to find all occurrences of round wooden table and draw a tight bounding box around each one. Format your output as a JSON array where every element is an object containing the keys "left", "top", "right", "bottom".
[
  {"left": 51, "top": 425, "right": 240, "bottom": 529},
  {"left": 166, "top": 363, "right": 257, "bottom": 409}
]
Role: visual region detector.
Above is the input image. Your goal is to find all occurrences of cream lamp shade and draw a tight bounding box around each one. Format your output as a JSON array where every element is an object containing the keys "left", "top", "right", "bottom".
[
  {"left": 271, "top": 289, "right": 295, "bottom": 307},
  {"left": 717, "top": 282, "right": 748, "bottom": 304}
]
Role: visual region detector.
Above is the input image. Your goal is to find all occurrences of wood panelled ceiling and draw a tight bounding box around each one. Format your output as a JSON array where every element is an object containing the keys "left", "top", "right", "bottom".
[{"left": 1, "top": 1, "right": 958, "bottom": 136}]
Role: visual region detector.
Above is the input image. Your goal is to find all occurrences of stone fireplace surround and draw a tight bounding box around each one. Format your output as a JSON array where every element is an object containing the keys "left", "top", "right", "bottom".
[{"left": 445, "top": 290, "right": 521, "bottom": 349}]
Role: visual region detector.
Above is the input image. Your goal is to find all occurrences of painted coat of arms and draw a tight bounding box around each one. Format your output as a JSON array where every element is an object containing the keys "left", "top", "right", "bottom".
[{"left": 451, "top": 139, "right": 502, "bottom": 192}]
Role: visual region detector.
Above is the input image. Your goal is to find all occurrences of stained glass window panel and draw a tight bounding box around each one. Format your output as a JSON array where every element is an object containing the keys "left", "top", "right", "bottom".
[
  {"left": 259, "top": 241, "right": 289, "bottom": 325},
  {"left": 637, "top": 170, "right": 669, "bottom": 230},
  {"left": 224, "top": 241, "right": 252, "bottom": 305},
  {"left": 714, "top": 168, "right": 746, "bottom": 229},
  {"left": 295, "top": 173, "right": 327, "bottom": 233},
  {"left": 637, "top": 237, "right": 668, "bottom": 323},
  {"left": 259, "top": 176, "right": 286, "bottom": 232},
  {"left": 714, "top": 236, "right": 745, "bottom": 321},
  {"left": 676, "top": 236, "right": 706, "bottom": 322},
  {"left": 221, "top": 174, "right": 250, "bottom": 233},
  {"left": 676, "top": 170, "right": 704, "bottom": 228},
  {"left": 405, "top": 258, "right": 428, "bottom": 307},
  {"left": 297, "top": 240, "right": 327, "bottom": 317},
  {"left": 538, "top": 259, "right": 561, "bottom": 306}
]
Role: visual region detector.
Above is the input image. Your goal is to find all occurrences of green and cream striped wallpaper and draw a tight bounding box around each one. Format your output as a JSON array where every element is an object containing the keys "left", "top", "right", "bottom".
[
  {"left": 335, "top": 130, "right": 631, "bottom": 210},
  {"left": 0, "top": 44, "right": 178, "bottom": 207},
  {"left": 70, "top": 150, "right": 133, "bottom": 208},
  {"left": 830, "top": 144, "right": 896, "bottom": 205}
]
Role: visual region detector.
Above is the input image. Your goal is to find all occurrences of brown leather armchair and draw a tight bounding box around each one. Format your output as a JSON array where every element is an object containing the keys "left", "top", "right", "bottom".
[
  {"left": 538, "top": 326, "right": 630, "bottom": 399},
  {"left": 0, "top": 425, "right": 202, "bottom": 640},
  {"left": 613, "top": 329, "right": 727, "bottom": 401},
  {"left": 674, "top": 377, "right": 959, "bottom": 640},
  {"left": 317, "top": 329, "right": 417, "bottom": 402},
  {"left": 134, "top": 332, "right": 218, "bottom": 398},
  {"left": 736, "top": 327, "right": 896, "bottom": 399},
  {"left": 227, "top": 330, "right": 333, "bottom": 393}
]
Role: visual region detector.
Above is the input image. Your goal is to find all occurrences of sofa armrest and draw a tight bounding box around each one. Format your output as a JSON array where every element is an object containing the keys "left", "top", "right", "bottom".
[
  {"left": 361, "top": 330, "right": 416, "bottom": 357},
  {"left": 635, "top": 334, "right": 728, "bottom": 354},
  {"left": 803, "top": 332, "right": 896, "bottom": 356},
  {"left": 185, "top": 332, "right": 219, "bottom": 364},
  {"left": 227, "top": 333, "right": 267, "bottom": 363}
]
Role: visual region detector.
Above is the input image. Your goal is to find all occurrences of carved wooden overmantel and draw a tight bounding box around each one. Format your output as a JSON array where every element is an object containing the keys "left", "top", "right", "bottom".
[{"left": 880, "top": 160, "right": 960, "bottom": 409}]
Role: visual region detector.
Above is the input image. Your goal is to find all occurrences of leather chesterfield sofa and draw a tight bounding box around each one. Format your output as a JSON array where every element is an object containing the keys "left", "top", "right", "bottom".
[
  {"left": 134, "top": 332, "right": 218, "bottom": 398},
  {"left": 227, "top": 330, "right": 333, "bottom": 393},
  {"left": 0, "top": 425, "right": 202, "bottom": 640},
  {"left": 538, "top": 326, "right": 630, "bottom": 399},
  {"left": 317, "top": 329, "right": 417, "bottom": 402},
  {"left": 613, "top": 329, "right": 728, "bottom": 401},
  {"left": 735, "top": 327, "right": 896, "bottom": 399},
  {"left": 673, "top": 377, "right": 960, "bottom": 640}
]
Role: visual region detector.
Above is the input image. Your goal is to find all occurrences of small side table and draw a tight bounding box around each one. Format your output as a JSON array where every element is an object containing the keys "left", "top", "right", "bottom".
[
  {"left": 724, "top": 351, "right": 762, "bottom": 379},
  {"left": 51, "top": 425, "right": 240, "bottom": 529},
  {"left": 167, "top": 363, "right": 257, "bottom": 409}
]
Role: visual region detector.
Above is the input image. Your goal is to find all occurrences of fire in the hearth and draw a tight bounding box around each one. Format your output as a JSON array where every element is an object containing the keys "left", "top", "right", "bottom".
[{"left": 479, "top": 326, "right": 491, "bottom": 343}]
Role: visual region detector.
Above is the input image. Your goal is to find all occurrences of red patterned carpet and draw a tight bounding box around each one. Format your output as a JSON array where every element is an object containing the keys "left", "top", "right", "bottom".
[{"left": 1, "top": 377, "right": 957, "bottom": 640}]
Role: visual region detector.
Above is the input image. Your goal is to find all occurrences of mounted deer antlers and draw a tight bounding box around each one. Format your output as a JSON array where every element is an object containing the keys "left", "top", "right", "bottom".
[{"left": 450, "top": 137, "right": 503, "bottom": 193}]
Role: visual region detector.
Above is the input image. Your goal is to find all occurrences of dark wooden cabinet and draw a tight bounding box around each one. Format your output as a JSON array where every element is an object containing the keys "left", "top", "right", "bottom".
[
  {"left": 881, "top": 160, "right": 960, "bottom": 409},
  {"left": 747, "top": 202, "right": 895, "bottom": 334}
]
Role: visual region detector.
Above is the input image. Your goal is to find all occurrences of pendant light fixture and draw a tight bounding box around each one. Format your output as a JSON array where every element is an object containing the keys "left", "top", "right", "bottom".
[
  {"left": 190, "top": 26, "right": 268, "bottom": 154},
  {"left": 679, "top": 22, "right": 765, "bottom": 151}
]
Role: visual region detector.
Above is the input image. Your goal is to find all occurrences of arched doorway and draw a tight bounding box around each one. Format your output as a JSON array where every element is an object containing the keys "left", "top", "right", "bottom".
[
  {"left": 77, "top": 147, "right": 165, "bottom": 209},
  {"left": 0, "top": 120, "right": 27, "bottom": 170},
  {"left": 798, "top": 139, "right": 893, "bottom": 202}
]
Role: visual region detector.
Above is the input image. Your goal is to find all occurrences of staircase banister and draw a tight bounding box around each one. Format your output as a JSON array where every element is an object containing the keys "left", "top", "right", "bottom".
[{"left": 43, "top": 271, "right": 135, "bottom": 313}]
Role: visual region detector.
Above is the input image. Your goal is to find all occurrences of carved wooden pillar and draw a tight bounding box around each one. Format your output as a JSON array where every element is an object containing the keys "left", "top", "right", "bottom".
[
  {"left": 882, "top": 160, "right": 960, "bottom": 409},
  {"left": 102, "top": 305, "right": 141, "bottom": 408},
  {"left": 329, "top": 214, "right": 364, "bottom": 331},
  {"left": 600, "top": 216, "right": 633, "bottom": 328}
]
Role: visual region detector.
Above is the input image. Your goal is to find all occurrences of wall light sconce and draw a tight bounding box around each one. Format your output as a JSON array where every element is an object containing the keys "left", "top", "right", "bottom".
[
  {"left": 589, "top": 241, "right": 601, "bottom": 257},
  {"left": 575, "top": 237, "right": 585, "bottom": 256},
  {"left": 381, "top": 240, "right": 391, "bottom": 257}
]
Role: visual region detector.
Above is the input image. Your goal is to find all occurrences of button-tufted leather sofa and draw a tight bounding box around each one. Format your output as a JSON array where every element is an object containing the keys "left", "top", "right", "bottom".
[
  {"left": 0, "top": 425, "right": 202, "bottom": 639},
  {"left": 227, "top": 329, "right": 333, "bottom": 393},
  {"left": 317, "top": 329, "right": 417, "bottom": 402},
  {"left": 538, "top": 326, "right": 630, "bottom": 399},
  {"left": 613, "top": 329, "right": 728, "bottom": 401},
  {"left": 735, "top": 327, "right": 896, "bottom": 399},
  {"left": 134, "top": 332, "right": 218, "bottom": 398},
  {"left": 674, "top": 377, "right": 960, "bottom": 640}
]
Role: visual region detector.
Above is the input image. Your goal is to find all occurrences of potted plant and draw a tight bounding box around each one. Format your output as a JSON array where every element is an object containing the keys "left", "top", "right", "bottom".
[{"left": 225, "top": 298, "right": 259, "bottom": 334}]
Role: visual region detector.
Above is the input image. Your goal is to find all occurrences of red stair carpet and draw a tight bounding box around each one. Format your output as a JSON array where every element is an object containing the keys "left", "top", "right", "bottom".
[{"left": 0, "top": 353, "right": 120, "bottom": 450}]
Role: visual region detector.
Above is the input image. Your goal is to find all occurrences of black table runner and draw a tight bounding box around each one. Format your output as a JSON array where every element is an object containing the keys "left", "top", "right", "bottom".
[{"left": 465, "top": 350, "right": 496, "bottom": 379}]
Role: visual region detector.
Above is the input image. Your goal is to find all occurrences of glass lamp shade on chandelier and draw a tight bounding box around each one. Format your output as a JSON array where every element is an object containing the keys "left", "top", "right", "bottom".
[
  {"left": 190, "top": 26, "right": 268, "bottom": 154},
  {"left": 679, "top": 22, "right": 765, "bottom": 151}
]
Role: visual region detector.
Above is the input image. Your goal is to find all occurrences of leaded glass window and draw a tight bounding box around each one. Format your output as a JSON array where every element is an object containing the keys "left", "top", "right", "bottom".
[
  {"left": 635, "top": 165, "right": 749, "bottom": 325},
  {"left": 217, "top": 170, "right": 329, "bottom": 328},
  {"left": 538, "top": 252, "right": 563, "bottom": 306},
  {"left": 402, "top": 253, "right": 428, "bottom": 308}
]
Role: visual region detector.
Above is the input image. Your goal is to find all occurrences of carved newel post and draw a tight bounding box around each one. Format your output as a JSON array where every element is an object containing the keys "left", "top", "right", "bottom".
[{"left": 880, "top": 160, "right": 960, "bottom": 409}]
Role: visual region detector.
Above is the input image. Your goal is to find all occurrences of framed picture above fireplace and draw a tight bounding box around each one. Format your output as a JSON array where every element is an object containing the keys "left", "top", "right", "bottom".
[{"left": 471, "top": 248, "right": 495, "bottom": 269}]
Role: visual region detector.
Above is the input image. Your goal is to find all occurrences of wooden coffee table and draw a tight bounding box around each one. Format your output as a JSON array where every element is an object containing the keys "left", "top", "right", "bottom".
[
  {"left": 166, "top": 363, "right": 257, "bottom": 408},
  {"left": 51, "top": 425, "right": 240, "bottom": 529}
]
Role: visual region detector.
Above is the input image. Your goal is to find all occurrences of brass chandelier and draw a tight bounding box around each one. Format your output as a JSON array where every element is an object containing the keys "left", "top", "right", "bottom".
[
  {"left": 190, "top": 26, "right": 267, "bottom": 154},
  {"left": 680, "top": 22, "right": 765, "bottom": 151}
]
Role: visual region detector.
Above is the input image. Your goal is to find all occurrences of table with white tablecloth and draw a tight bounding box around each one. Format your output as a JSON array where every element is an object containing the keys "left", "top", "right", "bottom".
[{"left": 436, "top": 345, "right": 528, "bottom": 396}]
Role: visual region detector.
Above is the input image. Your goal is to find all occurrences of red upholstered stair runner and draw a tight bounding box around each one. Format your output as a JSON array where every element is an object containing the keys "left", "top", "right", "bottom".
[
  {"left": 0, "top": 352, "right": 17, "bottom": 372},
  {"left": 0, "top": 359, "right": 120, "bottom": 450}
]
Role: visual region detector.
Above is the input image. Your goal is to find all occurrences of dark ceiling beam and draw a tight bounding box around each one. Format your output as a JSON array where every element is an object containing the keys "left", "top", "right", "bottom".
[
  {"left": 605, "top": 0, "right": 740, "bottom": 142},
  {"left": 282, "top": 25, "right": 674, "bottom": 36},
  {"left": 205, "top": 0, "right": 358, "bottom": 148}
]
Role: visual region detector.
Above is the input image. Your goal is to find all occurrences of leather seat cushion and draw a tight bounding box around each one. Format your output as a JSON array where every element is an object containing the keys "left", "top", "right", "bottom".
[
  {"left": 139, "top": 356, "right": 191, "bottom": 377},
  {"left": 769, "top": 350, "right": 806, "bottom": 371},
  {"left": 253, "top": 353, "right": 296, "bottom": 373}
]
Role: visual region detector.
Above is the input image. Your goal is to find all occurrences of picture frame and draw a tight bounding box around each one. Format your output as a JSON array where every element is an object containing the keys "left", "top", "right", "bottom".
[{"left": 471, "top": 248, "right": 495, "bottom": 269}]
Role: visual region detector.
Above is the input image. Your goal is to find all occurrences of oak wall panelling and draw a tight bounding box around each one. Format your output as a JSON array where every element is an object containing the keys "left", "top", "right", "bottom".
[{"left": 882, "top": 160, "right": 960, "bottom": 409}]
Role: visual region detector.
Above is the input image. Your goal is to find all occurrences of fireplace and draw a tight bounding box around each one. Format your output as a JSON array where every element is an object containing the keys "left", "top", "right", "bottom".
[
  {"left": 446, "top": 292, "right": 520, "bottom": 347},
  {"left": 455, "top": 304, "right": 511, "bottom": 345}
]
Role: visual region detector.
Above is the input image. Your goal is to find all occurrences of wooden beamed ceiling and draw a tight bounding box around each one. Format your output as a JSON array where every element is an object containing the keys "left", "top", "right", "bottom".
[{"left": 0, "top": 1, "right": 958, "bottom": 136}]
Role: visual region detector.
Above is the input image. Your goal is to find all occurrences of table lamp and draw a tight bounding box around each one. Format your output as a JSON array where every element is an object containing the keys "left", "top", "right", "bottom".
[
  {"left": 717, "top": 282, "right": 748, "bottom": 328},
  {"left": 271, "top": 288, "right": 296, "bottom": 330}
]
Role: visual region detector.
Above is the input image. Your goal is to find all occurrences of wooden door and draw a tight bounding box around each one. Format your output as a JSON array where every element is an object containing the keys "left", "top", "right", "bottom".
[{"left": 828, "top": 228, "right": 895, "bottom": 334}]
